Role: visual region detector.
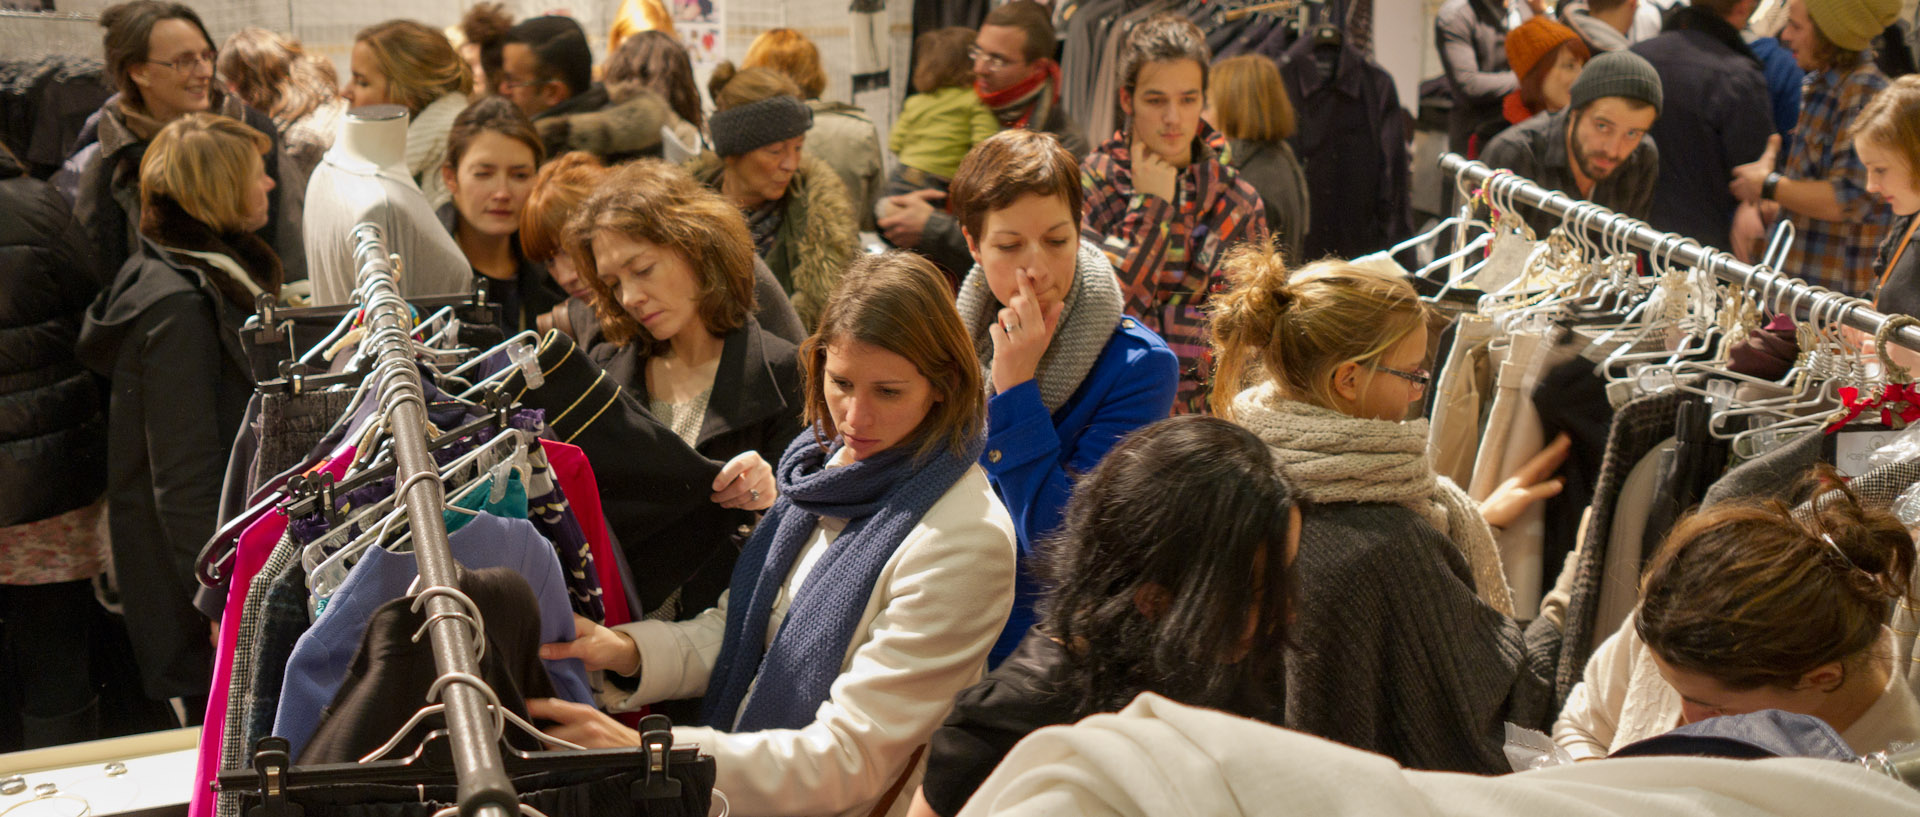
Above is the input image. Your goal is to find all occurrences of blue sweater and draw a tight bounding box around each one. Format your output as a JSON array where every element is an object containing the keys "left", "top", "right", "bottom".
[
  {"left": 1749, "top": 36, "right": 1806, "bottom": 138},
  {"left": 982, "top": 317, "right": 1178, "bottom": 663}
]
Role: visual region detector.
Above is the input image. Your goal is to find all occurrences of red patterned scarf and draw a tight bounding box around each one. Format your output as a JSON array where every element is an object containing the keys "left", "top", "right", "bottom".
[{"left": 976, "top": 58, "right": 1060, "bottom": 130}]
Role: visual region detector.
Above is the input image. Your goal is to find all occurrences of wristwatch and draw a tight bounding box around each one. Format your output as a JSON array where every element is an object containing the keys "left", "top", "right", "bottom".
[{"left": 1762, "top": 172, "right": 1783, "bottom": 201}]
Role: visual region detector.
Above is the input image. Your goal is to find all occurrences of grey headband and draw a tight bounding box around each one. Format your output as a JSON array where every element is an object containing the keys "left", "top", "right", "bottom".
[{"left": 708, "top": 96, "right": 813, "bottom": 157}]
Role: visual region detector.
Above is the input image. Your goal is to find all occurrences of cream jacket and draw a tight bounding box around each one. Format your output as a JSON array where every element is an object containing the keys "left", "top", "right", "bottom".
[
  {"left": 406, "top": 91, "right": 468, "bottom": 210},
  {"left": 611, "top": 463, "right": 1017, "bottom": 817}
]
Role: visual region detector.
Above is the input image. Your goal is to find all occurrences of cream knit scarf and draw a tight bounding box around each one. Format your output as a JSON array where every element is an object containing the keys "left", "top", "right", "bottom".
[
  {"left": 956, "top": 239, "right": 1125, "bottom": 412},
  {"left": 1233, "top": 382, "right": 1515, "bottom": 616}
]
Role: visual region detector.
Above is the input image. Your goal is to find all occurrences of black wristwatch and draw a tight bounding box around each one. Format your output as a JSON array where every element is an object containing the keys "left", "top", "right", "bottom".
[{"left": 1762, "top": 172, "right": 1783, "bottom": 201}]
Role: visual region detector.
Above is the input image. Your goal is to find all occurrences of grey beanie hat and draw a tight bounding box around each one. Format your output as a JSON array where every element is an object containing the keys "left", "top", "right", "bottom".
[
  {"left": 1568, "top": 50, "right": 1664, "bottom": 116},
  {"left": 708, "top": 95, "right": 813, "bottom": 157}
]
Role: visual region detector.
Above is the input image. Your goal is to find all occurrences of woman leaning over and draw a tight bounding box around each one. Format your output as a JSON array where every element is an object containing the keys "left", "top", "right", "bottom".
[
  {"left": 534, "top": 250, "right": 1017, "bottom": 817},
  {"left": 343, "top": 19, "right": 473, "bottom": 208},
  {"left": 1207, "top": 247, "right": 1565, "bottom": 773},
  {"left": 76, "top": 113, "right": 283, "bottom": 707},
  {"left": 947, "top": 128, "right": 1177, "bottom": 663}
]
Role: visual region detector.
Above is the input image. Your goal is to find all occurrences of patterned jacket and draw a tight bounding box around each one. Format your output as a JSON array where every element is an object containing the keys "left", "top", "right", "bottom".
[
  {"left": 1080, "top": 124, "right": 1268, "bottom": 413},
  {"left": 1780, "top": 55, "right": 1891, "bottom": 296}
]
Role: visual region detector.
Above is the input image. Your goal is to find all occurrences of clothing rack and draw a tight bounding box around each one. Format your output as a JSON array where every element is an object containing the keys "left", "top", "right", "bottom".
[
  {"left": 1441, "top": 154, "right": 1920, "bottom": 355},
  {"left": 1217, "top": 0, "right": 1311, "bottom": 22},
  {"left": 344, "top": 223, "right": 520, "bottom": 817}
]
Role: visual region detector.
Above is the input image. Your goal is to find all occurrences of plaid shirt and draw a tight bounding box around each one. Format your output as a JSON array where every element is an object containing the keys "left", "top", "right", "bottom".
[
  {"left": 1081, "top": 125, "right": 1269, "bottom": 413},
  {"left": 1781, "top": 57, "right": 1891, "bottom": 295}
]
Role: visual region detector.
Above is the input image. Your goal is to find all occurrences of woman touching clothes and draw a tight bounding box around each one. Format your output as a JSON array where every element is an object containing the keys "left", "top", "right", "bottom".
[
  {"left": 947, "top": 129, "right": 1177, "bottom": 663},
  {"left": 533, "top": 251, "right": 1017, "bottom": 817}
]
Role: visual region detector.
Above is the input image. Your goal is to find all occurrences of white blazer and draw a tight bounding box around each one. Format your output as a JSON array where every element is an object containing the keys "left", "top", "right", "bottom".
[{"left": 611, "top": 463, "right": 1017, "bottom": 817}]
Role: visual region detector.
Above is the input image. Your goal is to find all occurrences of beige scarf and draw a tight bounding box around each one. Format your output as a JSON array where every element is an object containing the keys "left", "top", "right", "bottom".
[{"left": 1232, "top": 382, "right": 1515, "bottom": 616}]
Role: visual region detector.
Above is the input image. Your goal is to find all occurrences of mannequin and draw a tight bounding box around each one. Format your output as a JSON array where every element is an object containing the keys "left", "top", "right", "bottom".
[{"left": 305, "top": 105, "right": 472, "bottom": 305}]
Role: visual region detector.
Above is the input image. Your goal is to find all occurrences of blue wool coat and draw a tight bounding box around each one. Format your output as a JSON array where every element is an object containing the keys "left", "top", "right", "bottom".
[{"left": 982, "top": 317, "right": 1178, "bottom": 663}]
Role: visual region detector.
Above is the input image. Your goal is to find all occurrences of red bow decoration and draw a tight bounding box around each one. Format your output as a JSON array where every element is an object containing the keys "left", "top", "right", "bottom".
[{"left": 1827, "top": 383, "right": 1920, "bottom": 432}]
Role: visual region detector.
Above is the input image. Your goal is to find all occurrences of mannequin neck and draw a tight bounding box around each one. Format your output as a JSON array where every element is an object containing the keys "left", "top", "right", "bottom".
[{"left": 335, "top": 105, "right": 409, "bottom": 172}]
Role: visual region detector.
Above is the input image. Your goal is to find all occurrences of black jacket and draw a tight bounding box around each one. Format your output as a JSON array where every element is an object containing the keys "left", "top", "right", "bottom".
[
  {"left": 1631, "top": 7, "right": 1775, "bottom": 251},
  {"left": 1873, "top": 212, "right": 1920, "bottom": 318},
  {"left": 0, "top": 146, "right": 109, "bottom": 528},
  {"left": 1279, "top": 36, "right": 1414, "bottom": 260},
  {"left": 923, "top": 633, "right": 1081, "bottom": 817},
  {"left": 75, "top": 196, "right": 271, "bottom": 698}
]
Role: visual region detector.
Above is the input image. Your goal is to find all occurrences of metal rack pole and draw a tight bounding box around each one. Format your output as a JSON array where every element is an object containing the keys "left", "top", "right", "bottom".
[
  {"left": 349, "top": 224, "right": 517, "bottom": 817},
  {"left": 1441, "top": 154, "right": 1920, "bottom": 355}
]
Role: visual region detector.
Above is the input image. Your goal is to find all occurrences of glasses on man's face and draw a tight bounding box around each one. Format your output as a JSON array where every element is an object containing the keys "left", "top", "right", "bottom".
[
  {"left": 147, "top": 49, "right": 217, "bottom": 75},
  {"left": 967, "top": 45, "right": 1015, "bottom": 71},
  {"left": 1369, "top": 362, "right": 1432, "bottom": 392}
]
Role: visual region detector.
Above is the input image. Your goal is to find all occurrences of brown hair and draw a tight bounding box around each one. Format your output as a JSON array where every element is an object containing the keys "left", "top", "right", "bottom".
[
  {"left": 459, "top": 2, "right": 514, "bottom": 96},
  {"left": 1209, "top": 54, "right": 1296, "bottom": 141},
  {"left": 1804, "top": 16, "right": 1863, "bottom": 72},
  {"left": 708, "top": 63, "right": 802, "bottom": 111},
  {"left": 355, "top": 20, "right": 474, "bottom": 115},
  {"left": 141, "top": 112, "right": 272, "bottom": 234},
  {"left": 607, "top": 0, "right": 676, "bottom": 55},
  {"left": 1517, "top": 40, "right": 1589, "bottom": 116},
  {"left": 521, "top": 151, "right": 604, "bottom": 262},
  {"left": 911, "top": 28, "right": 978, "bottom": 93},
  {"left": 566, "top": 160, "right": 757, "bottom": 350},
  {"left": 1118, "top": 12, "right": 1211, "bottom": 96},
  {"left": 604, "top": 29, "right": 704, "bottom": 129},
  {"left": 742, "top": 28, "right": 826, "bottom": 99},
  {"left": 982, "top": 0, "right": 1056, "bottom": 64},
  {"left": 443, "top": 96, "right": 545, "bottom": 172},
  {"left": 100, "top": 1, "right": 215, "bottom": 109},
  {"left": 799, "top": 251, "right": 985, "bottom": 459},
  {"left": 1207, "top": 245, "right": 1428, "bottom": 417},
  {"left": 1637, "top": 468, "right": 1915, "bottom": 691},
  {"left": 948, "top": 129, "right": 1084, "bottom": 240},
  {"left": 219, "top": 28, "right": 338, "bottom": 130},
  {"left": 1847, "top": 74, "right": 1920, "bottom": 182}
]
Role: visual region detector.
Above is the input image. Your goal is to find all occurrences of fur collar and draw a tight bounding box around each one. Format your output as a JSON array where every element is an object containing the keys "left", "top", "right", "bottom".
[
  {"left": 685, "top": 152, "right": 857, "bottom": 328},
  {"left": 139, "top": 193, "right": 283, "bottom": 307}
]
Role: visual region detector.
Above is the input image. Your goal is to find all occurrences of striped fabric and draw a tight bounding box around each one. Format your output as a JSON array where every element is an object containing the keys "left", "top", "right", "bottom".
[{"left": 1080, "top": 125, "right": 1270, "bottom": 413}]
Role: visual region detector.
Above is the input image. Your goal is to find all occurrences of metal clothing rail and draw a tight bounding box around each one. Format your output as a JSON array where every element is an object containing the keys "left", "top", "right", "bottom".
[
  {"left": 348, "top": 223, "right": 518, "bottom": 817},
  {"left": 1441, "top": 154, "right": 1920, "bottom": 355}
]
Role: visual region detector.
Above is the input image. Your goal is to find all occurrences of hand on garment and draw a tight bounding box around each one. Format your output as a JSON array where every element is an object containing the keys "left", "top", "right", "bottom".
[
  {"left": 713, "top": 450, "right": 776, "bottom": 510},
  {"left": 989, "top": 270, "right": 1065, "bottom": 394},
  {"left": 878, "top": 189, "right": 946, "bottom": 248},
  {"left": 526, "top": 698, "right": 639, "bottom": 749},
  {"left": 1479, "top": 432, "right": 1571, "bottom": 530},
  {"left": 540, "top": 614, "right": 642, "bottom": 675},
  {"left": 1729, "top": 134, "right": 1781, "bottom": 205}
]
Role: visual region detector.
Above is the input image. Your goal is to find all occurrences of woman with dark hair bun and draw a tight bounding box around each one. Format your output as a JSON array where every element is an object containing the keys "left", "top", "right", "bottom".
[
  {"left": 1555, "top": 467, "right": 1920, "bottom": 759},
  {"left": 909, "top": 414, "right": 1299, "bottom": 817}
]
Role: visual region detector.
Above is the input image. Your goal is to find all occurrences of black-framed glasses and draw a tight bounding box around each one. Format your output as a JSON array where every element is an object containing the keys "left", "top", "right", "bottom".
[
  {"left": 967, "top": 45, "right": 1016, "bottom": 71},
  {"left": 1369, "top": 363, "right": 1431, "bottom": 389},
  {"left": 146, "top": 49, "right": 216, "bottom": 74}
]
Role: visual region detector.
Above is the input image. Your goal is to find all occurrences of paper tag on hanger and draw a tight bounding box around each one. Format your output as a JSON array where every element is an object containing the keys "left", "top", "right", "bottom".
[
  {"left": 1833, "top": 428, "right": 1899, "bottom": 477},
  {"left": 1475, "top": 233, "right": 1539, "bottom": 293},
  {"left": 508, "top": 341, "right": 542, "bottom": 389}
]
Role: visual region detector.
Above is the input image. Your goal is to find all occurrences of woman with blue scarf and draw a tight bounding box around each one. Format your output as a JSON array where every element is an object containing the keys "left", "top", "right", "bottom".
[{"left": 532, "top": 251, "right": 1018, "bottom": 817}]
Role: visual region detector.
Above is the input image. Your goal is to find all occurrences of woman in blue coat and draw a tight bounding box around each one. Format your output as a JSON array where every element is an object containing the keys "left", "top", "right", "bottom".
[{"left": 948, "top": 128, "right": 1179, "bottom": 664}]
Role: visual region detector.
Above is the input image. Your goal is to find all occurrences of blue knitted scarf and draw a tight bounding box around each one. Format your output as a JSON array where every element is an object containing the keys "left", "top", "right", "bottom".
[{"left": 699, "top": 429, "right": 982, "bottom": 731}]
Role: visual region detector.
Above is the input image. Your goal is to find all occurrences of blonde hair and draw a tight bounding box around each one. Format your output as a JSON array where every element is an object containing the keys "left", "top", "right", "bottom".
[
  {"left": 1210, "top": 54, "right": 1295, "bottom": 141},
  {"left": 355, "top": 19, "right": 473, "bottom": 115},
  {"left": 1208, "top": 243, "right": 1427, "bottom": 417},
  {"left": 741, "top": 28, "right": 826, "bottom": 99},
  {"left": 1848, "top": 74, "right": 1920, "bottom": 183},
  {"left": 140, "top": 112, "right": 272, "bottom": 234},
  {"left": 607, "top": 0, "right": 675, "bottom": 55}
]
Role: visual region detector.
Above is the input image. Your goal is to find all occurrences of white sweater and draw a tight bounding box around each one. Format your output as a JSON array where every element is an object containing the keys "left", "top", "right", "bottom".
[
  {"left": 1554, "top": 617, "right": 1920, "bottom": 760},
  {"left": 406, "top": 92, "right": 468, "bottom": 211},
  {"left": 611, "top": 462, "right": 1017, "bottom": 817}
]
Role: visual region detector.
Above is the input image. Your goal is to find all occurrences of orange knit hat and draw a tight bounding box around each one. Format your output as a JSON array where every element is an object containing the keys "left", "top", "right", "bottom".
[{"left": 1505, "top": 17, "right": 1588, "bottom": 79}]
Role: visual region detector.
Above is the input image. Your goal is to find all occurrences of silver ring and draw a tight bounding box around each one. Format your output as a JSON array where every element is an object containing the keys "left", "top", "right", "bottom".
[
  {"left": 1004, "top": 321, "right": 1021, "bottom": 333},
  {"left": 750, "top": 489, "right": 761, "bottom": 502}
]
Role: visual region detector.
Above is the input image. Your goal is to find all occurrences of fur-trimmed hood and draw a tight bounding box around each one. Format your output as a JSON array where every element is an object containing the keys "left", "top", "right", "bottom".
[
  {"left": 535, "top": 84, "right": 699, "bottom": 163},
  {"left": 684, "top": 151, "right": 858, "bottom": 329}
]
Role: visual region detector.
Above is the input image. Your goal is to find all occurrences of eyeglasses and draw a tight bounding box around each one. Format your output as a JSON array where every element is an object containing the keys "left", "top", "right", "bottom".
[
  {"left": 967, "top": 45, "right": 1017, "bottom": 71},
  {"left": 1368, "top": 363, "right": 1431, "bottom": 390},
  {"left": 146, "top": 49, "right": 217, "bottom": 74},
  {"left": 498, "top": 75, "right": 554, "bottom": 92}
]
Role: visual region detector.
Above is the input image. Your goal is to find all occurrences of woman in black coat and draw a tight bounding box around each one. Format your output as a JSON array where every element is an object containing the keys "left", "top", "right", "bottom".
[
  {"left": 77, "top": 113, "right": 283, "bottom": 706},
  {"left": 0, "top": 142, "right": 112, "bottom": 747}
]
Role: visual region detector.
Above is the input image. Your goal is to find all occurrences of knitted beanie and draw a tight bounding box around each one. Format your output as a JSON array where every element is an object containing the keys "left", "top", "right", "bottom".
[
  {"left": 1806, "top": 0, "right": 1901, "bottom": 52},
  {"left": 1505, "top": 17, "right": 1587, "bottom": 79},
  {"left": 1568, "top": 50, "right": 1663, "bottom": 115},
  {"left": 708, "top": 95, "right": 813, "bottom": 157}
]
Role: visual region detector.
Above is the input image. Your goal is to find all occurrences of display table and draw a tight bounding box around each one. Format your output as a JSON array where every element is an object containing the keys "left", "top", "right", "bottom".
[{"left": 0, "top": 729, "right": 196, "bottom": 817}]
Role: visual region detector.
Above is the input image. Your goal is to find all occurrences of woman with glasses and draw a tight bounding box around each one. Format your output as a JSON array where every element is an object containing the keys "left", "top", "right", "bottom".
[
  {"left": 1204, "top": 245, "right": 1564, "bottom": 774},
  {"left": 70, "top": 0, "right": 304, "bottom": 286},
  {"left": 342, "top": 20, "right": 474, "bottom": 210}
]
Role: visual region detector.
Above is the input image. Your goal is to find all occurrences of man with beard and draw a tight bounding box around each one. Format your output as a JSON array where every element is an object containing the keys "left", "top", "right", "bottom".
[{"left": 1481, "top": 50, "right": 1662, "bottom": 238}]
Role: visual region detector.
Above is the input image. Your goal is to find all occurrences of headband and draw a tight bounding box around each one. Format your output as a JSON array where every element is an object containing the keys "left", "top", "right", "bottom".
[{"left": 708, "top": 96, "right": 813, "bottom": 157}]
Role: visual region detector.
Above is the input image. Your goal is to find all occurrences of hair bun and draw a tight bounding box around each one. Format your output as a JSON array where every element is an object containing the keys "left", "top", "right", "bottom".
[{"left": 707, "top": 60, "right": 738, "bottom": 103}]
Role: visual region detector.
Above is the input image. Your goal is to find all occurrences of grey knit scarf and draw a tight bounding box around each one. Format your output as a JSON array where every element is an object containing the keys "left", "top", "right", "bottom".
[
  {"left": 1232, "top": 383, "right": 1515, "bottom": 616},
  {"left": 956, "top": 239, "right": 1126, "bottom": 412}
]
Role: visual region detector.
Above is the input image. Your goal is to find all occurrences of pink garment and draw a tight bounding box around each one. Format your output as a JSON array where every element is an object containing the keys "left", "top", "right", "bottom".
[
  {"left": 540, "top": 439, "right": 631, "bottom": 627},
  {"left": 190, "top": 452, "right": 353, "bottom": 817}
]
